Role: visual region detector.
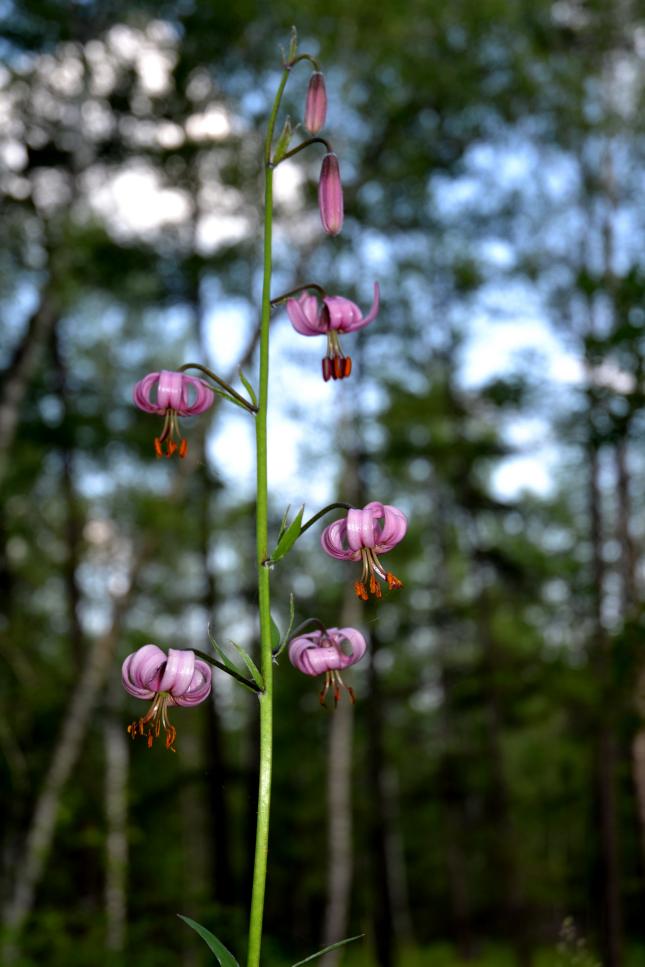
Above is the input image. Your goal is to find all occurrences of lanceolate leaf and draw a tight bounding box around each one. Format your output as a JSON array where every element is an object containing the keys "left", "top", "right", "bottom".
[
  {"left": 270, "top": 615, "right": 281, "bottom": 652},
  {"left": 177, "top": 915, "right": 240, "bottom": 967},
  {"left": 271, "top": 505, "right": 304, "bottom": 561},
  {"left": 228, "top": 639, "right": 264, "bottom": 690},
  {"left": 290, "top": 934, "right": 364, "bottom": 966},
  {"left": 239, "top": 368, "right": 258, "bottom": 408}
]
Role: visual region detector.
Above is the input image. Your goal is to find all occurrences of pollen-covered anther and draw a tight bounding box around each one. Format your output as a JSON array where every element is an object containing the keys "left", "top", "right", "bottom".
[
  {"left": 354, "top": 580, "right": 369, "bottom": 601},
  {"left": 386, "top": 571, "right": 403, "bottom": 590}
]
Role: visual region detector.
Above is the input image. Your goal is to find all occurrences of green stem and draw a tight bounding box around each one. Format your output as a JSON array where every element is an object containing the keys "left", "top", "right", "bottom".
[{"left": 246, "top": 62, "right": 290, "bottom": 967}]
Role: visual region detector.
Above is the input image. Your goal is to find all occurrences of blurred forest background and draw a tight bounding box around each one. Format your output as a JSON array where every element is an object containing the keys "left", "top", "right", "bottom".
[{"left": 0, "top": 1, "right": 644, "bottom": 966}]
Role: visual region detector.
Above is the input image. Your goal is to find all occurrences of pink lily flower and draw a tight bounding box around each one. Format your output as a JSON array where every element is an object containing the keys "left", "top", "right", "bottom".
[
  {"left": 304, "top": 71, "right": 327, "bottom": 134},
  {"left": 288, "top": 627, "right": 367, "bottom": 706},
  {"left": 286, "top": 283, "right": 380, "bottom": 381},
  {"left": 122, "top": 644, "right": 212, "bottom": 751},
  {"left": 318, "top": 152, "right": 343, "bottom": 236},
  {"left": 133, "top": 370, "right": 214, "bottom": 458},
  {"left": 321, "top": 501, "right": 408, "bottom": 601}
]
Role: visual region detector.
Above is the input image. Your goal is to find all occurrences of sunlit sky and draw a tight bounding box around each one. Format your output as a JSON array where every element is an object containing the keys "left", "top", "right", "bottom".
[{"left": 5, "top": 19, "right": 638, "bottom": 510}]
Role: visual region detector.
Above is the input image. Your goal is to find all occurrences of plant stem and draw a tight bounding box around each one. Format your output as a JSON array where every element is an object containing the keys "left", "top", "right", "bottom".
[{"left": 246, "top": 63, "right": 290, "bottom": 967}]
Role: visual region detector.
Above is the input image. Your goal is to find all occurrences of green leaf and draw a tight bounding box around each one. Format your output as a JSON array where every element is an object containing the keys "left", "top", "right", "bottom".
[
  {"left": 228, "top": 639, "right": 264, "bottom": 690},
  {"left": 271, "top": 505, "right": 304, "bottom": 562},
  {"left": 278, "top": 503, "right": 292, "bottom": 541},
  {"left": 273, "top": 593, "right": 296, "bottom": 658},
  {"left": 177, "top": 915, "right": 240, "bottom": 967},
  {"left": 208, "top": 631, "right": 262, "bottom": 693},
  {"left": 291, "top": 934, "right": 364, "bottom": 966},
  {"left": 239, "top": 368, "right": 257, "bottom": 408},
  {"left": 273, "top": 116, "right": 293, "bottom": 164},
  {"left": 270, "top": 616, "right": 281, "bottom": 652}
]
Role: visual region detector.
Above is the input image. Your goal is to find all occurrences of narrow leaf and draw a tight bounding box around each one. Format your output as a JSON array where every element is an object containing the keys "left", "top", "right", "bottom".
[
  {"left": 177, "top": 915, "right": 239, "bottom": 967},
  {"left": 239, "top": 368, "right": 257, "bottom": 407},
  {"left": 271, "top": 505, "right": 304, "bottom": 561},
  {"left": 270, "top": 616, "right": 281, "bottom": 652},
  {"left": 208, "top": 631, "right": 260, "bottom": 693},
  {"left": 291, "top": 934, "right": 364, "bottom": 966},
  {"left": 278, "top": 503, "right": 292, "bottom": 541},
  {"left": 273, "top": 593, "right": 296, "bottom": 659},
  {"left": 228, "top": 639, "right": 264, "bottom": 690}
]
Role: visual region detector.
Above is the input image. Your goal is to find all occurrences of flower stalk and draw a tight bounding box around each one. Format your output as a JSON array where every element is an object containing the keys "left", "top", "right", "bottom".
[{"left": 245, "top": 60, "right": 291, "bottom": 967}]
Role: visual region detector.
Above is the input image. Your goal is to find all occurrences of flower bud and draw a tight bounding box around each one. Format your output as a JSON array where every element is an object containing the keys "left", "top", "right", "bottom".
[
  {"left": 304, "top": 71, "right": 327, "bottom": 133},
  {"left": 318, "top": 152, "right": 343, "bottom": 236}
]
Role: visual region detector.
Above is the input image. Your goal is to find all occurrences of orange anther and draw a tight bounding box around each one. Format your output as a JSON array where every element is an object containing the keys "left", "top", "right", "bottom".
[
  {"left": 369, "top": 574, "right": 382, "bottom": 598},
  {"left": 179, "top": 438, "right": 188, "bottom": 458},
  {"left": 386, "top": 572, "right": 403, "bottom": 590},
  {"left": 343, "top": 357, "right": 352, "bottom": 378},
  {"left": 354, "top": 580, "right": 369, "bottom": 601},
  {"left": 332, "top": 357, "right": 343, "bottom": 380},
  {"left": 166, "top": 439, "right": 178, "bottom": 457},
  {"left": 154, "top": 438, "right": 163, "bottom": 458}
]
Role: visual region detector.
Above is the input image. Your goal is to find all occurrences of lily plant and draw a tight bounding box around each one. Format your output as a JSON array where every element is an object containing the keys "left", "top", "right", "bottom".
[{"left": 124, "top": 29, "right": 407, "bottom": 967}]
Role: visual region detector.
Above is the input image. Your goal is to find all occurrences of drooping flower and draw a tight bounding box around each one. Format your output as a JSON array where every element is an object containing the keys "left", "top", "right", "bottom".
[
  {"left": 318, "top": 152, "right": 343, "bottom": 236},
  {"left": 288, "top": 626, "right": 367, "bottom": 705},
  {"left": 122, "top": 644, "right": 212, "bottom": 751},
  {"left": 133, "top": 370, "right": 215, "bottom": 458},
  {"left": 286, "top": 283, "right": 380, "bottom": 381},
  {"left": 321, "top": 501, "right": 407, "bottom": 601},
  {"left": 304, "top": 71, "right": 327, "bottom": 133}
]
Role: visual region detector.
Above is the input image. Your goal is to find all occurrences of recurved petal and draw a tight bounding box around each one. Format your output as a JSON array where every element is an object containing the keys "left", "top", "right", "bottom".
[
  {"left": 376, "top": 504, "right": 408, "bottom": 550},
  {"left": 179, "top": 375, "right": 215, "bottom": 415},
  {"left": 321, "top": 518, "right": 358, "bottom": 560},
  {"left": 335, "top": 627, "right": 368, "bottom": 667},
  {"left": 172, "top": 658, "right": 212, "bottom": 706},
  {"left": 133, "top": 372, "right": 162, "bottom": 413},
  {"left": 323, "top": 296, "right": 361, "bottom": 332},
  {"left": 346, "top": 506, "right": 380, "bottom": 551},
  {"left": 286, "top": 295, "right": 324, "bottom": 335},
  {"left": 342, "top": 283, "right": 380, "bottom": 333},
  {"left": 158, "top": 648, "right": 195, "bottom": 697},
  {"left": 122, "top": 643, "right": 167, "bottom": 698},
  {"left": 156, "top": 371, "right": 185, "bottom": 411}
]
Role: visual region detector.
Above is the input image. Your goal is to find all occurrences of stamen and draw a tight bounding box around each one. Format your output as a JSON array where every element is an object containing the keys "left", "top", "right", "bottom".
[
  {"left": 179, "top": 438, "right": 188, "bottom": 458},
  {"left": 354, "top": 579, "right": 369, "bottom": 601},
  {"left": 386, "top": 571, "right": 403, "bottom": 590},
  {"left": 369, "top": 574, "right": 382, "bottom": 598},
  {"left": 343, "top": 357, "right": 352, "bottom": 378},
  {"left": 154, "top": 438, "right": 163, "bottom": 458},
  {"left": 332, "top": 357, "right": 343, "bottom": 380},
  {"left": 347, "top": 686, "right": 356, "bottom": 704},
  {"left": 166, "top": 439, "right": 178, "bottom": 457},
  {"left": 322, "top": 358, "right": 332, "bottom": 381}
]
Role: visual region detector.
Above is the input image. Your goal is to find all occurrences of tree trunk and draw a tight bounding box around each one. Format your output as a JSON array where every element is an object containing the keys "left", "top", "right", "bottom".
[
  {"left": 51, "top": 324, "right": 84, "bottom": 664},
  {"left": 320, "top": 593, "right": 360, "bottom": 967},
  {"left": 588, "top": 441, "right": 623, "bottom": 967},
  {"left": 0, "top": 567, "right": 138, "bottom": 963},
  {"left": 0, "top": 286, "right": 59, "bottom": 486},
  {"left": 104, "top": 677, "right": 129, "bottom": 958}
]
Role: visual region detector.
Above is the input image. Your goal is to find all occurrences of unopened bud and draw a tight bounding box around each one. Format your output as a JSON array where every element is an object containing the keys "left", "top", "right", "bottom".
[
  {"left": 318, "top": 152, "right": 343, "bottom": 236},
  {"left": 304, "top": 71, "right": 327, "bottom": 133}
]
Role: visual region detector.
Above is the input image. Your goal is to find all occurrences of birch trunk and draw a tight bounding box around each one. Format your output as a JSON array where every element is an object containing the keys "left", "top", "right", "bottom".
[
  {"left": 0, "top": 286, "right": 59, "bottom": 486},
  {"left": 104, "top": 678, "right": 129, "bottom": 956},
  {"left": 1, "top": 571, "right": 137, "bottom": 963}
]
